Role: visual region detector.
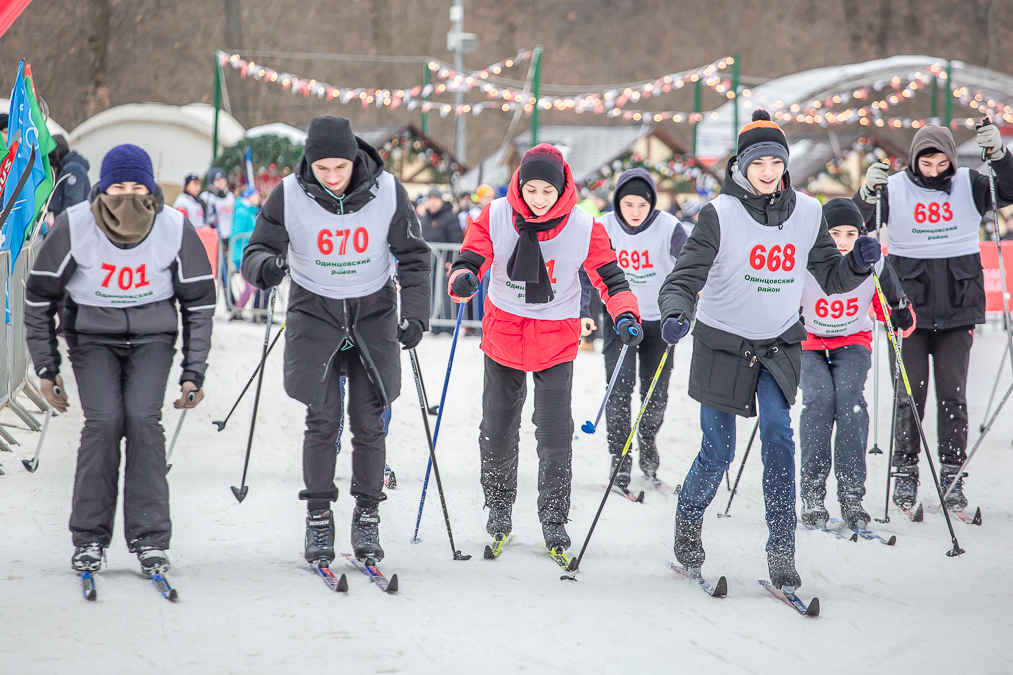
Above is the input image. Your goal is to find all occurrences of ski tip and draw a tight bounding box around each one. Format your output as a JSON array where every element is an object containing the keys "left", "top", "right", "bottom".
[
  {"left": 972, "top": 507, "right": 982, "bottom": 526},
  {"left": 168, "top": 588, "right": 179, "bottom": 601},
  {"left": 230, "top": 485, "right": 248, "bottom": 503},
  {"left": 635, "top": 490, "right": 645, "bottom": 503},
  {"left": 849, "top": 533, "right": 859, "bottom": 542},
  {"left": 85, "top": 589, "right": 97, "bottom": 601},
  {"left": 22, "top": 458, "right": 37, "bottom": 473},
  {"left": 165, "top": 464, "right": 172, "bottom": 475},
  {"left": 337, "top": 573, "right": 348, "bottom": 592},
  {"left": 713, "top": 576, "right": 728, "bottom": 598},
  {"left": 454, "top": 551, "right": 472, "bottom": 561},
  {"left": 385, "top": 574, "right": 399, "bottom": 593},
  {"left": 212, "top": 420, "right": 226, "bottom": 432},
  {"left": 913, "top": 503, "right": 924, "bottom": 522},
  {"left": 560, "top": 573, "right": 578, "bottom": 581},
  {"left": 483, "top": 545, "right": 495, "bottom": 560},
  {"left": 581, "top": 421, "right": 595, "bottom": 434},
  {"left": 805, "top": 597, "right": 820, "bottom": 617},
  {"left": 886, "top": 535, "right": 897, "bottom": 546}
]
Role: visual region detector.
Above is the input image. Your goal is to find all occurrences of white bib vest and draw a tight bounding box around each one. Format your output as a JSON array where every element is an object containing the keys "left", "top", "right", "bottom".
[
  {"left": 64, "top": 201, "right": 182, "bottom": 308},
  {"left": 485, "top": 197, "right": 593, "bottom": 320},
  {"left": 203, "top": 190, "right": 236, "bottom": 238},
  {"left": 600, "top": 210, "right": 679, "bottom": 321},
  {"left": 282, "top": 172, "right": 397, "bottom": 300},
  {"left": 172, "top": 193, "right": 205, "bottom": 227},
  {"left": 886, "top": 168, "right": 980, "bottom": 259},
  {"left": 799, "top": 258, "right": 883, "bottom": 338},
  {"left": 696, "top": 191, "right": 823, "bottom": 340}
]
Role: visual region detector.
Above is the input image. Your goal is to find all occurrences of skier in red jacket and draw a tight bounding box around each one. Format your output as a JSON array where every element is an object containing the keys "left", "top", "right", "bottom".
[{"left": 448, "top": 143, "right": 641, "bottom": 555}]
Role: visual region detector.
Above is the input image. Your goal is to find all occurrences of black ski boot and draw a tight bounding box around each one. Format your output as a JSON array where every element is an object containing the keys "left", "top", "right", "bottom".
[
  {"left": 486, "top": 506, "right": 512, "bottom": 537},
  {"left": 71, "top": 543, "right": 104, "bottom": 572},
  {"left": 611, "top": 452, "right": 633, "bottom": 490},
  {"left": 673, "top": 515, "right": 705, "bottom": 569},
  {"left": 542, "top": 522, "right": 571, "bottom": 551},
  {"left": 840, "top": 499, "right": 871, "bottom": 530},
  {"left": 639, "top": 439, "right": 660, "bottom": 478},
  {"left": 891, "top": 460, "right": 919, "bottom": 510},
  {"left": 351, "top": 505, "right": 384, "bottom": 563},
  {"left": 305, "top": 509, "right": 336, "bottom": 566},
  {"left": 137, "top": 549, "right": 171, "bottom": 577},
  {"left": 800, "top": 497, "right": 830, "bottom": 529},
  {"left": 940, "top": 464, "right": 968, "bottom": 511},
  {"left": 767, "top": 549, "right": 801, "bottom": 591}
]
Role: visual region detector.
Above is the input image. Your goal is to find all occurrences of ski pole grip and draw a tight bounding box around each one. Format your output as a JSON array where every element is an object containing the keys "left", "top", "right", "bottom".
[
  {"left": 978, "top": 117, "right": 993, "bottom": 162},
  {"left": 187, "top": 391, "right": 197, "bottom": 403},
  {"left": 53, "top": 384, "right": 62, "bottom": 397}
]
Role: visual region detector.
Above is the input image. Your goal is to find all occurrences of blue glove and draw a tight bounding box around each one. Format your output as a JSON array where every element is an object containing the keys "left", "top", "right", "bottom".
[
  {"left": 661, "top": 316, "right": 690, "bottom": 345},
  {"left": 614, "top": 312, "right": 643, "bottom": 347},
  {"left": 852, "top": 235, "right": 882, "bottom": 270}
]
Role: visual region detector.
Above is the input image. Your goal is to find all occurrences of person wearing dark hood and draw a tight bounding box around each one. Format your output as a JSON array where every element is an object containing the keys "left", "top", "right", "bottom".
[
  {"left": 24, "top": 144, "right": 215, "bottom": 579},
  {"left": 419, "top": 187, "right": 462, "bottom": 244},
  {"left": 579, "top": 169, "right": 687, "bottom": 490},
  {"left": 447, "top": 143, "right": 641, "bottom": 558},
  {"left": 173, "top": 173, "right": 207, "bottom": 227},
  {"left": 47, "top": 135, "right": 91, "bottom": 218},
  {"left": 242, "top": 115, "right": 431, "bottom": 567},
  {"left": 854, "top": 121, "right": 1013, "bottom": 514},
  {"left": 658, "top": 110, "right": 879, "bottom": 593}
]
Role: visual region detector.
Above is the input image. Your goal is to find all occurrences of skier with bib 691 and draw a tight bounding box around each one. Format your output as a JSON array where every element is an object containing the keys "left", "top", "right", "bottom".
[{"left": 658, "top": 110, "right": 880, "bottom": 593}]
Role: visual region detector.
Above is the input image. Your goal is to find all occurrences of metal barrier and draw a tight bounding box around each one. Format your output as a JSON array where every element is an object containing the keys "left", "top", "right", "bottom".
[
  {"left": 7, "top": 239, "right": 46, "bottom": 432},
  {"left": 0, "top": 250, "right": 10, "bottom": 459},
  {"left": 427, "top": 242, "right": 485, "bottom": 330}
]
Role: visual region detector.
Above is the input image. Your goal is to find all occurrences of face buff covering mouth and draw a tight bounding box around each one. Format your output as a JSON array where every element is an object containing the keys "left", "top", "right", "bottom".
[{"left": 91, "top": 193, "right": 158, "bottom": 244}]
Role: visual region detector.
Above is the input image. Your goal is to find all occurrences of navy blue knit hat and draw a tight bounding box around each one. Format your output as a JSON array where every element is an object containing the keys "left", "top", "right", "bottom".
[{"left": 99, "top": 144, "right": 156, "bottom": 193}]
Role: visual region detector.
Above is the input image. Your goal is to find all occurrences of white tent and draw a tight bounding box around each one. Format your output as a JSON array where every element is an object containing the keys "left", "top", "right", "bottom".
[
  {"left": 246, "top": 122, "right": 306, "bottom": 145},
  {"left": 68, "top": 103, "right": 245, "bottom": 192}
]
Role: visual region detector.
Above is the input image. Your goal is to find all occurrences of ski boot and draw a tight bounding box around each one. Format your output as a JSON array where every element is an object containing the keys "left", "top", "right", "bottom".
[
  {"left": 384, "top": 464, "right": 397, "bottom": 490},
  {"left": 305, "top": 509, "right": 336, "bottom": 566},
  {"left": 486, "top": 506, "right": 512, "bottom": 538},
  {"left": 611, "top": 452, "right": 633, "bottom": 490},
  {"left": 639, "top": 439, "right": 660, "bottom": 479},
  {"left": 840, "top": 498, "right": 871, "bottom": 530},
  {"left": 800, "top": 497, "right": 830, "bottom": 529},
  {"left": 673, "top": 515, "right": 705, "bottom": 570},
  {"left": 940, "top": 464, "right": 968, "bottom": 511},
  {"left": 137, "top": 549, "right": 171, "bottom": 577},
  {"left": 351, "top": 504, "right": 384, "bottom": 563},
  {"left": 541, "top": 522, "right": 571, "bottom": 551},
  {"left": 891, "top": 461, "right": 919, "bottom": 510},
  {"left": 767, "top": 549, "right": 801, "bottom": 592},
  {"left": 71, "top": 543, "right": 104, "bottom": 572}
]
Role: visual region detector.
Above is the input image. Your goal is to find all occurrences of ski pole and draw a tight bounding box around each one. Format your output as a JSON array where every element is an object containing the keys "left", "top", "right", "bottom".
[
  {"left": 563, "top": 346, "right": 672, "bottom": 579},
  {"left": 717, "top": 418, "right": 759, "bottom": 518},
  {"left": 212, "top": 322, "right": 286, "bottom": 432},
  {"left": 876, "top": 331, "right": 902, "bottom": 524},
  {"left": 582, "top": 343, "right": 629, "bottom": 434},
  {"left": 874, "top": 188, "right": 963, "bottom": 556},
  {"left": 411, "top": 303, "right": 464, "bottom": 543},
  {"left": 165, "top": 391, "right": 196, "bottom": 475},
  {"left": 231, "top": 288, "right": 276, "bottom": 503},
  {"left": 407, "top": 346, "right": 471, "bottom": 560},
  {"left": 977, "top": 340, "right": 1008, "bottom": 432},
  {"left": 868, "top": 321, "right": 883, "bottom": 454},
  {"left": 21, "top": 405, "right": 56, "bottom": 473},
  {"left": 945, "top": 378, "right": 1012, "bottom": 503}
]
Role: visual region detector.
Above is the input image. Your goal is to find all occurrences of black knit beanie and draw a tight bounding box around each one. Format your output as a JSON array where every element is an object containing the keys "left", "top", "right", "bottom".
[
  {"left": 616, "top": 177, "right": 654, "bottom": 205},
  {"left": 519, "top": 143, "right": 566, "bottom": 195},
  {"left": 737, "top": 109, "right": 789, "bottom": 167},
  {"left": 305, "top": 115, "right": 358, "bottom": 164},
  {"left": 823, "top": 197, "right": 864, "bottom": 231}
]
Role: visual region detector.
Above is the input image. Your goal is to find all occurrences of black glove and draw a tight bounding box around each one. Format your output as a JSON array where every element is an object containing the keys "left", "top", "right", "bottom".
[
  {"left": 661, "top": 315, "right": 690, "bottom": 345},
  {"left": 890, "top": 303, "right": 914, "bottom": 331},
  {"left": 397, "top": 319, "right": 425, "bottom": 350},
  {"left": 852, "top": 235, "right": 882, "bottom": 270},
  {"left": 614, "top": 312, "right": 643, "bottom": 347},
  {"left": 261, "top": 255, "right": 289, "bottom": 287},
  {"left": 450, "top": 269, "right": 480, "bottom": 301}
]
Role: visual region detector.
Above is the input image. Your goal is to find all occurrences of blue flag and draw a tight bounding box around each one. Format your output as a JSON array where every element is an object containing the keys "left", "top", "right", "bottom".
[{"left": 1, "top": 61, "right": 45, "bottom": 266}]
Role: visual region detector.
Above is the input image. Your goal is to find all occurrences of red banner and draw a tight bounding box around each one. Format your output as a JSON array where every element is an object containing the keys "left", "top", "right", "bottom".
[
  {"left": 978, "top": 241, "right": 1013, "bottom": 313},
  {"left": 0, "top": 0, "right": 33, "bottom": 39}
]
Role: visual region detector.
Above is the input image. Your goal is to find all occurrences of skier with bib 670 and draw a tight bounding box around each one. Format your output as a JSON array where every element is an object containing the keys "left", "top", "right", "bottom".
[
  {"left": 658, "top": 110, "right": 880, "bottom": 593},
  {"left": 242, "top": 115, "right": 431, "bottom": 567},
  {"left": 447, "top": 143, "right": 641, "bottom": 557}
]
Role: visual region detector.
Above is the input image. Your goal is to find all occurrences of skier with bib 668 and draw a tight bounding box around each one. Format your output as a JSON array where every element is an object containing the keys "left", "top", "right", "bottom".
[
  {"left": 797, "top": 198, "right": 913, "bottom": 533},
  {"left": 658, "top": 110, "right": 880, "bottom": 593},
  {"left": 579, "top": 169, "right": 688, "bottom": 490},
  {"left": 242, "top": 115, "right": 431, "bottom": 567},
  {"left": 25, "top": 144, "right": 216, "bottom": 578},
  {"left": 854, "top": 121, "right": 1013, "bottom": 514},
  {"left": 447, "top": 143, "right": 641, "bottom": 556}
]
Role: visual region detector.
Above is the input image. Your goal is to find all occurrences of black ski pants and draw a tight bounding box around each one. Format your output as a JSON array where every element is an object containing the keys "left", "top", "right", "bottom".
[
  {"left": 602, "top": 315, "right": 673, "bottom": 463},
  {"left": 479, "top": 355, "right": 573, "bottom": 524},
  {"left": 892, "top": 326, "right": 973, "bottom": 466},
  {"left": 300, "top": 346, "right": 386, "bottom": 510},
  {"left": 68, "top": 340, "right": 174, "bottom": 551}
]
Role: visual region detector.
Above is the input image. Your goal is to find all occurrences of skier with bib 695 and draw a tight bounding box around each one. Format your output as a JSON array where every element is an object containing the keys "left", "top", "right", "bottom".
[
  {"left": 25, "top": 144, "right": 215, "bottom": 578},
  {"left": 658, "top": 110, "right": 880, "bottom": 593},
  {"left": 854, "top": 121, "right": 1013, "bottom": 513},
  {"left": 447, "top": 143, "right": 641, "bottom": 557},
  {"left": 242, "top": 116, "right": 431, "bottom": 568}
]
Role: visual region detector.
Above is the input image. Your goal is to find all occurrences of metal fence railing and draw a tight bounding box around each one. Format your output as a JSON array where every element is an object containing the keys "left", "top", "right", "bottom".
[
  {"left": 6, "top": 239, "right": 48, "bottom": 434},
  {"left": 427, "top": 242, "right": 486, "bottom": 331}
]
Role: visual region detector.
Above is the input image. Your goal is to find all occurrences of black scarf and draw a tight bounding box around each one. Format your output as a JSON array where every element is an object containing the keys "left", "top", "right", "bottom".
[{"left": 507, "top": 209, "right": 564, "bottom": 303}]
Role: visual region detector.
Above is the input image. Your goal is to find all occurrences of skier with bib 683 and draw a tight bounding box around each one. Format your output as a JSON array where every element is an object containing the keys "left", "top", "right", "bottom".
[
  {"left": 658, "top": 110, "right": 881, "bottom": 594},
  {"left": 242, "top": 115, "right": 431, "bottom": 568},
  {"left": 447, "top": 143, "right": 641, "bottom": 560}
]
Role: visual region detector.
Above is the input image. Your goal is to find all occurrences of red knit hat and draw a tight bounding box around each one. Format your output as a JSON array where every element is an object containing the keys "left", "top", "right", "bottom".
[{"left": 519, "top": 143, "right": 566, "bottom": 194}]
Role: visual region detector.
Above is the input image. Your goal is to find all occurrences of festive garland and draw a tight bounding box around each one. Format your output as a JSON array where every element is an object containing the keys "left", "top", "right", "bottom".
[
  {"left": 375, "top": 128, "right": 461, "bottom": 183},
  {"left": 582, "top": 152, "right": 721, "bottom": 196}
]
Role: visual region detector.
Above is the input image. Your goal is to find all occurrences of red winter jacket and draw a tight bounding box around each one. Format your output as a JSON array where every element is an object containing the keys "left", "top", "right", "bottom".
[
  {"left": 802, "top": 291, "right": 917, "bottom": 353},
  {"left": 450, "top": 166, "right": 639, "bottom": 372}
]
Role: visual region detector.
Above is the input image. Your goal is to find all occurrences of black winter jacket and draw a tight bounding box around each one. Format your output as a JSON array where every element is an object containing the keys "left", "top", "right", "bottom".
[
  {"left": 659, "top": 164, "right": 871, "bottom": 416},
  {"left": 853, "top": 151, "right": 1013, "bottom": 329},
  {"left": 49, "top": 151, "right": 91, "bottom": 217},
  {"left": 241, "top": 139, "right": 430, "bottom": 409},
  {"left": 25, "top": 186, "right": 216, "bottom": 387},
  {"left": 419, "top": 201, "right": 463, "bottom": 244}
]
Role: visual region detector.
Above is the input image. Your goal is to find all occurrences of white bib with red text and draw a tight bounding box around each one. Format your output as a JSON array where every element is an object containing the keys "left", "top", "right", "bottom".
[
  {"left": 485, "top": 197, "right": 593, "bottom": 320},
  {"left": 799, "top": 257, "right": 883, "bottom": 337},
  {"left": 172, "top": 193, "right": 205, "bottom": 227},
  {"left": 696, "top": 191, "right": 823, "bottom": 340},
  {"left": 600, "top": 210, "right": 679, "bottom": 321},
  {"left": 64, "top": 201, "right": 181, "bottom": 308},
  {"left": 886, "top": 167, "right": 980, "bottom": 259}
]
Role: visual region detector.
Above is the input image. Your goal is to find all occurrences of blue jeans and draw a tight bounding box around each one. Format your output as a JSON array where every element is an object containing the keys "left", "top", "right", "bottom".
[
  {"left": 336, "top": 376, "right": 391, "bottom": 454},
  {"left": 677, "top": 368, "right": 797, "bottom": 555}
]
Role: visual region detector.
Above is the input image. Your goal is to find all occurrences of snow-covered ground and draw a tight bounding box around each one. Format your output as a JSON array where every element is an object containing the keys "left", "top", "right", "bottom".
[{"left": 2, "top": 314, "right": 1011, "bottom": 674}]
